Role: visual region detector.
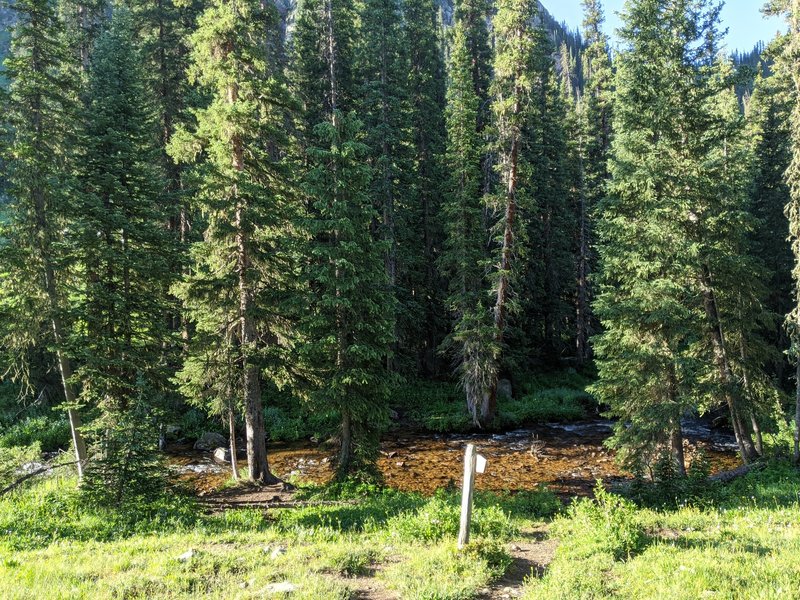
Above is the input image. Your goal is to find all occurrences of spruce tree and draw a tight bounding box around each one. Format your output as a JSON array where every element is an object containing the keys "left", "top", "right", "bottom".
[
  {"left": 169, "top": 0, "right": 294, "bottom": 484},
  {"left": 292, "top": 0, "right": 395, "bottom": 479},
  {"left": 440, "top": 21, "right": 494, "bottom": 425},
  {"left": 403, "top": 0, "right": 448, "bottom": 375},
  {"left": 767, "top": 0, "right": 800, "bottom": 461},
  {"left": 519, "top": 28, "right": 576, "bottom": 364},
  {"left": 746, "top": 65, "right": 793, "bottom": 382},
  {"left": 73, "top": 14, "right": 174, "bottom": 503},
  {"left": 0, "top": 0, "right": 87, "bottom": 476},
  {"left": 576, "top": 0, "right": 613, "bottom": 364},
  {"left": 481, "top": 0, "right": 538, "bottom": 424},
  {"left": 593, "top": 0, "right": 715, "bottom": 473}
]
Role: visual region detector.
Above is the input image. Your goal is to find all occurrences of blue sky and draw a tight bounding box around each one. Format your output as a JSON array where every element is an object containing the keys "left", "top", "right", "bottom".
[{"left": 543, "top": 0, "right": 786, "bottom": 53}]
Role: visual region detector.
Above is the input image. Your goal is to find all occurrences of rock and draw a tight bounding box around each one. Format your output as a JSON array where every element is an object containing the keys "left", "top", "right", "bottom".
[
  {"left": 270, "top": 546, "right": 287, "bottom": 560},
  {"left": 497, "top": 378, "right": 513, "bottom": 399},
  {"left": 264, "top": 582, "right": 298, "bottom": 594},
  {"left": 193, "top": 432, "right": 227, "bottom": 451},
  {"left": 177, "top": 549, "right": 195, "bottom": 562},
  {"left": 213, "top": 447, "right": 232, "bottom": 463}
]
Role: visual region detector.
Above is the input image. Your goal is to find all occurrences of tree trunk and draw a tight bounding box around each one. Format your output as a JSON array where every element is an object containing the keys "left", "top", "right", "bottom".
[
  {"left": 699, "top": 266, "right": 758, "bottom": 463},
  {"left": 29, "top": 52, "right": 87, "bottom": 476},
  {"left": 229, "top": 77, "right": 277, "bottom": 485},
  {"left": 670, "top": 425, "right": 686, "bottom": 478},
  {"left": 795, "top": 355, "right": 800, "bottom": 463},
  {"left": 338, "top": 409, "right": 352, "bottom": 479},
  {"left": 228, "top": 409, "right": 240, "bottom": 481}
]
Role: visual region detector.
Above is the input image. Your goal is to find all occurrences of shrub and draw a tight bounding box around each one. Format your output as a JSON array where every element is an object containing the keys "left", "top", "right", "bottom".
[
  {"left": 0, "top": 415, "right": 70, "bottom": 452},
  {"left": 556, "top": 483, "right": 644, "bottom": 561},
  {"left": 387, "top": 491, "right": 517, "bottom": 541}
]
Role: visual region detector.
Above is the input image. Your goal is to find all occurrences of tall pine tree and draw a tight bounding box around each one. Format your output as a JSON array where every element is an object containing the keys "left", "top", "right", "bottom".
[
  {"left": 73, "top": 13, "right": 175, "bottom": 503},
  {"left": 292, "top": 0, "right": 395, "bottom": 479},
  {"left": 169, "top": 0, "right": 294, "bottom": 484},
  {"left": 0, "top": 0, "right": 88, "bottom": 476}
]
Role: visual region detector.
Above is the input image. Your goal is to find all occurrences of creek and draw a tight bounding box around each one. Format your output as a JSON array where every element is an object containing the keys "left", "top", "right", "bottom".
[{"left": 170, "top": 419, "right": 741, "bottom": 497}]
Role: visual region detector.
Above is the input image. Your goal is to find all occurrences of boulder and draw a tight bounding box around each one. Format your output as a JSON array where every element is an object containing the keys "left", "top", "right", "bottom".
[
  {"left": 193, "top": 432, "right": 227, "bottom": 451},
  {"left": 213, "top": 447, "right": 231, "bottom": 463},
  {"left": 497, "top": 378, "right": 513, "bottom": 399}
]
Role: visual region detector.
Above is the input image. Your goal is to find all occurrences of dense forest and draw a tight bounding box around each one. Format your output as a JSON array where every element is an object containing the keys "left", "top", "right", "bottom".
[
  {"left": 3, "top": 0, "right": 800, "bottom": 597},
  {"left": 2, "top": 0, "right": 796, "bottom": 485}
]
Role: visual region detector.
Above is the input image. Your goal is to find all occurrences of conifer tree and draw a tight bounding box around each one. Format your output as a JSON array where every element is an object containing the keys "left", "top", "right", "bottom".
[
  {"left": 767, "top": 0, "right": 800, "bottom": 462},
  {"left": 403, "top": 0, "right": 448, "bottom": 375},
  {"left": 169, "top": 0, "right": 294, "bottom": 484},
  {"left": 593, "top": 0, "right": 715, "bottom": 473},
  {"left": 481, "top": 0, "right": 538, "bottom": 424},
  {"left": 692, "top": 57, "right": 770, "bottom": 463},
  {"left": 0, "top": 0, "right": 87, "bottom": 476},
  {"left": 440, "top": 21, "right": 494, "bottom": 425},
  {"left": 520, "top": 29, "right": 576, "bottom": 364},
  {"left": 73, "top": 14, "right": 174, "bottom": 502},
  {"left": 292, "top": 0, "right": 395, "bottom": 479},
  {"left": 354, "top": 0, "right": 412, "bottom": 371},
  {"left": 453, "top": 0, "right": 492, "bottom": 129},
  {"left": 746, "top": 66, "right": 793, "bottom": 380},
  {"left": 576, "top": 0, "right": 613, "bottom": 364}
]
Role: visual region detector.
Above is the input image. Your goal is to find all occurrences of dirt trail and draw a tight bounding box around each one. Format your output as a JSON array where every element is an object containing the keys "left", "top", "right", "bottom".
[{"left": 478, "top": 527, "right": 557, "bottom": 600}]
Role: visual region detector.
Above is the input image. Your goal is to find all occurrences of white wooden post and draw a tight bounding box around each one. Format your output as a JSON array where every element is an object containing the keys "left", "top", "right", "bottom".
[{"left": 458, "top": 443, "right": 477, "bottom": 549}]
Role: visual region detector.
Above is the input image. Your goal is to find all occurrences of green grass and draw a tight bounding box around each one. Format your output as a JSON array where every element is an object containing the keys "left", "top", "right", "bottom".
[
  {"left": 0, "top": 471, "right": 558, "bottom": 599},
  {"left": 2, "top": 462, "right": 800, "bottom": 598},
  {"left": 523, "top": 462, "right": 800, "bottom": 599}
]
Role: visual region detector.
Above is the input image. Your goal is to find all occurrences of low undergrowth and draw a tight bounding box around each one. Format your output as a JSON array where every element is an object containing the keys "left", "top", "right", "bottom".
[
  {"left": 524, "top": 462, "right": 800, "bottom": 599},
  {"left": 395, "top": 369, "right": 597, "bottom": 433}
]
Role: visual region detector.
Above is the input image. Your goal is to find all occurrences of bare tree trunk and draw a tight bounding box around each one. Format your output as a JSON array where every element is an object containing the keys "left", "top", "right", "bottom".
[
  {"left": 699, "top": 266, "right": 758, "bottom": 463},
  {"left": 228, "top": 409, "right": 240, "bottom": 481}
]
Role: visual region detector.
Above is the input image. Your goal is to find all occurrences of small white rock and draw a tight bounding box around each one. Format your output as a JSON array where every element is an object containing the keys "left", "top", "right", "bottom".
[
  {"left": 177, "top": 549, "right": 195, "bottom": 562},
  {"left": 270, "top": 546, "right": 287, "bottom": 559},
  {"left": 264, "top": 582, "right": 298, "bottom": 594}
]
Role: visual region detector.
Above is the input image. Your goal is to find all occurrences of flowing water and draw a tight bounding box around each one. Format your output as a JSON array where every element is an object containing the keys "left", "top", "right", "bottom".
[{"left": 170, "top": 419, "right": 741, "bottom": 497}]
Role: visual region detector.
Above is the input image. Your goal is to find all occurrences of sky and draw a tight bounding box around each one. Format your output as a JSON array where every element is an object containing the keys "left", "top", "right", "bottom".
[{"left": 543, "top": 0, "right": 787, "bottom": 53}]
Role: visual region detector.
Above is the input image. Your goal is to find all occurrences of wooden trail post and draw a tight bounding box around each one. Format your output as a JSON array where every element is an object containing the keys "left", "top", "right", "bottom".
[{"left": 458, "top": 443, "right": 487, "bottom": 549}]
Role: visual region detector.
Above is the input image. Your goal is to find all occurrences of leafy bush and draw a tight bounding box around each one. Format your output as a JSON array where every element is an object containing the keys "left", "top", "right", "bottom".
[
  {"left": 556, "top": 484, "right": 644, "bottom": 561},
  {"left": 0, "top": 415, "right": 70, "bottom": 452},
  {"left": 387, "top": 491, "right": 517, "bottom": 541}
]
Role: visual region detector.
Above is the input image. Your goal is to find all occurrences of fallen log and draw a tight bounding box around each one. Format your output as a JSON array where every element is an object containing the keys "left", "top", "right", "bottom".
[
  {"left": 0, "top": 460, "right": 80, "bottom": 497},
  {"left": 708, "top": 463, "right": 763, "bottom": 484}
]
